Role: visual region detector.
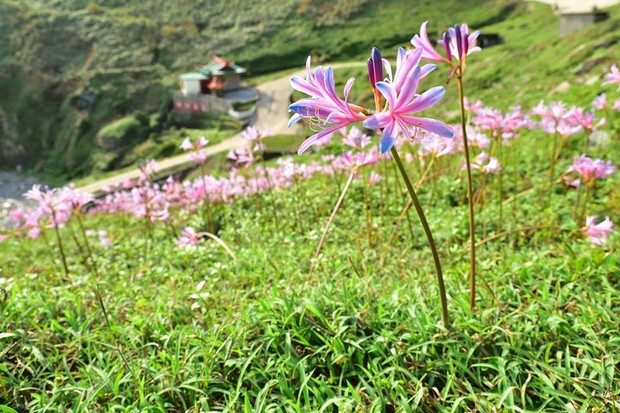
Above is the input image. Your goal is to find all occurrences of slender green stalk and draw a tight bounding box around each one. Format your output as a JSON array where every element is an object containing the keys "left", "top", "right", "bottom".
[
  {"left": 497, "top": 142, "right": 504, "bottom": 233},
  {"left": 583, "top": 129, "right": 591, "bottom": 154},
  {"left": 572, "top": 183, "right": 582, "bottom": 223},
  {"left": 456, "top": 75, "right": 476, "bottom": 313},
  {"left": 76, "top": 213, "right": 100, "bottom": 277},
  {"left": 546, "top": 131, "right": 559, "bottom": 205},
  {"left": 309, "top": 172, "right": 355, "bottom": 276},
  {"left": 51, "top": 209, "right": 70, "bottom": 277},
  {"left": 199, "top": 163, "right": 215, "bottom": 233},
  {"left": 92, "top": 285, "right": 135, "bottom": 376},
  {"left": 579, "top": 183, "right": 592, "bottom": 226},
  {"left": 260, "top": 149, "right": 281, "bottom": 231},
  {"left": 381, "top": 155, "right": 436, "bottom": 261},
  {"left": 390, "top": 147, "right": 449, "bottom": 328},
  {"left": 362, "top": 177, "right": 373, "bottom": 247}
]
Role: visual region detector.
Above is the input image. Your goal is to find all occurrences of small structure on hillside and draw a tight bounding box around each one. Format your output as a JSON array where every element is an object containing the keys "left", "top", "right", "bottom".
[
  {"left": 559, "top": 8, "right": 609, "bottom": 35},
  {"left": 174, "top": 55, "right": 258, "bottom": 122},
  {"left": 530, "top": 0, "right": 619, "bottom": 35},
  {"left": 178, "top": 56, "right": 247, "bottom": 97}
]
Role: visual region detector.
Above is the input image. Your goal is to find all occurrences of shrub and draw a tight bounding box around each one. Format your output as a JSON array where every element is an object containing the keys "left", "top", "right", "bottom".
[{"left": 95, "top": 116, "right": 149, "bottom": 150}]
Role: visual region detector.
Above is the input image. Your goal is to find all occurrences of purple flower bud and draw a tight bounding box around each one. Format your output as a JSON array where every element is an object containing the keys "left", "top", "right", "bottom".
[{"left": 368, "top": 47, "right": 383, "bottom": 89}]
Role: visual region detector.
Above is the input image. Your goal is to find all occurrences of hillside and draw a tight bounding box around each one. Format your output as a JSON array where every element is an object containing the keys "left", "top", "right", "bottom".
[
  {"left": 1, "top": 2, "right": 620, "bottom": 410},
  {"left": 0, "top": 0, "right": 618, "bottom": 181}
]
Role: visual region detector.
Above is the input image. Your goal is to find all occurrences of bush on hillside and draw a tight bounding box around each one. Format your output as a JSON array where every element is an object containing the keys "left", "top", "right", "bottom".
[{"left": 95, "top": 115, "right": 149, "bottom": 150}]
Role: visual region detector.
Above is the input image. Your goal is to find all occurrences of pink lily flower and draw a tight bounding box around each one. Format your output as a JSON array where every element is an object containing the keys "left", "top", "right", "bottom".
[
  {"left": 289, "top": 57, "right": 367, "bottom": 154},
  {"left": 363, "top": 50, "right": 453, "bottom": 153},
  {"left": 583, "top": 216, "right": 613, "bottom": 246},
  {"left": 593, "top": 93, "right": 607, "bottom": 110},
  {"left": 177, "top": 227, "right": 201, "bottom": 248},
  {"left": 411, "top": 21, "right": 480, "bottom": 68},
  {"left": 603, "top": 64, "right": 620, "bottom": 89}
]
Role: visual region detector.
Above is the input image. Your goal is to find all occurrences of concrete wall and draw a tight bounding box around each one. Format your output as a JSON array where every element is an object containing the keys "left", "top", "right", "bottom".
[
  {"left": 560, "top": 13, "right": 601, "bottom": 35},
  {"left": 172, "top": 91, "right": 232, "bottom": 115},
  {"left": 180, "top": 79, "right": 202, "bottom": 96},
  {"left": 223, "top": 74, "right": 241, "bottom": 90}
]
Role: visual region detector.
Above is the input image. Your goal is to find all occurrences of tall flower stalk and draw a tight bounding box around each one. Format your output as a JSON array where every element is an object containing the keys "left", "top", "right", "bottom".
[
  {"left": 412, "top": 21, "right": 481, "bottom": 312},
  {"left": 289, "top": 46, "right": 453, "bottom": 328}
]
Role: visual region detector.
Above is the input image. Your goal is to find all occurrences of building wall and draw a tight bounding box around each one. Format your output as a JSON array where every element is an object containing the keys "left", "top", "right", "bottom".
[
  {"left": 223, "top": 75, "right": 241, "bottom": 90},
  {"left": 560, "top": 13, "right": 595, "bottom": 36},
  {"left": 181, "top": 79, "right": 202, "bottom": 96},
  {"left": 172, "top": 91, "right": 232, "bottom": 115}
]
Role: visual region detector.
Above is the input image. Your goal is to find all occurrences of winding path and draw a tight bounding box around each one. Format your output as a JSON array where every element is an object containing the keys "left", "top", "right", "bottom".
[{"left": 77, "top": 62, "right": 366, "bottom": 196}]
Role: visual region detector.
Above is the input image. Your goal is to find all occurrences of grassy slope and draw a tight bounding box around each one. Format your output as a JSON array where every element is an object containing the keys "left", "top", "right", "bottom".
[
  {"left": 0, "top": 0, "right": 516, "bottom": 180},
  {"left": 1, "top": 4, "right": 620, "bottom": 410},
  {"left": 0, "top": 125, "right": 618, "bottom": 410}
]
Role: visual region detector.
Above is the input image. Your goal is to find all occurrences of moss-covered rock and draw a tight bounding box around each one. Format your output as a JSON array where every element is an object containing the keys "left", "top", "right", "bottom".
[{"left": 95, "top": 116, "right": 149, "bottom": 150}]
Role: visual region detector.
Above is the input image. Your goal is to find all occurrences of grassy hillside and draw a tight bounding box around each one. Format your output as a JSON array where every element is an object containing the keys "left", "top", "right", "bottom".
[
  {"left": 0, "top": 0, "right": 522, "bottom": 179},
  {"left": 1, "top": 0, "right": 619, "bottom": 181}
]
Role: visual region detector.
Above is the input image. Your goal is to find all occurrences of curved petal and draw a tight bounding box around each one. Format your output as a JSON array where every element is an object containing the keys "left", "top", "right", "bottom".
[
  {"left": 289, "top": 100, "right": 333, "bottom": 120},
  {"left": 382, "top": 58, "right": 392, "bottom": 83},
  {"left": 298, "top": 124, "right": 348, "bottom": 154},
  {"left": 288, "top": 113, "right": 302, "bottom": 127},
  {"left": 343, "top": 77, "right": 355, "bottom": 102},
  {"left": 420, "top": 63, "right": 437, "bottom": 79},
  {"left": 380, "top": 122, "right": 399, "bottom": 154},
  {"left": 400, "top": 86, "right": 445, "bottom": 114},
  {"left": 403, "top": 116, "right": 454, "bottom": 137},
  {"left": 291, "top": 76, "right": 319, "bottom": 96},
  {"left": 375, "top": 81, "right": 397, "bottom": 108},
  {"left": 363, "top": 112, "right": 392, "bottom": 129},
  {"left": 396, "top": 66, "right": 421, "bottom": 107}
]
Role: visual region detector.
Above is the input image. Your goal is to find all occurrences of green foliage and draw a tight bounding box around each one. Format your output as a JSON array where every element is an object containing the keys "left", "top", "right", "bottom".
[
  {"left": 0, "top": 122, "right": 618, "bottom": 410},
  {"left": 96, "top": 116, "right": 148, "bottom": 148},
  {"left": 2, "top": 0, "right": 620, "bottom": 181}
]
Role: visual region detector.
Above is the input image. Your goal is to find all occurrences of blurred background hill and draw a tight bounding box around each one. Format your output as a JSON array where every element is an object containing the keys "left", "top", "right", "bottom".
[{"left": 0, "top": 0, "right": 618, "bottom": 180}]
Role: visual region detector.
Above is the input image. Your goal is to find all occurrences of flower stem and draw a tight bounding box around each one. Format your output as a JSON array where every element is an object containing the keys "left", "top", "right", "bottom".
[
  {"left": 583, "top": 129, "right": 591, "bottom": 154},
  {"left": 309, "top": 171, "right": 355, "bottom": 276},
  {"left": 390, "top": 147, "right": 449, "bottom": 328},
  {"left": 456, "top": 75, "right": 476, "bottom": 313},
  {"left": 579, "top": 183, "right": 592, "bottom": 226},
  {"left": 51, "top": 210, "right": 69, "bottom": 278},
  {"left": 497, "top": 142, "right": 504, "bottom": 233}
]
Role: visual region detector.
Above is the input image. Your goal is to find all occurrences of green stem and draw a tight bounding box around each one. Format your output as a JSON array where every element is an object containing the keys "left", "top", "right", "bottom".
[
  {"left": 390, "top": 147, "right": 450, "bottom": 328},
  {"left": 546, "top": 131, "right": 559, "bottom": 205},
  {"left": 498, "top": 142, "right": 504, "bottom": 233},
  {"left": 583, "top": 129, "right": 591, "bottom": 155},
  {"left": 572, "top": 183, "right": 582, "bottom": 223},
  {"left": 51, "top": 210, "right": 70, "bottom": 278},
  {"left": 76, "top": 213, "right": 100, "bottom": 278},
  {"left": 309, "top": 172, "right": 355, "bottom": 276},
  {"left": 260, "top": 150, "right": 281, "bottom": 231},
  {"left": 456, "top": 75, "right": 477, "bottom": 313},
  {"left": 579, "top": 183, "right": 592, "bottom": 226}
]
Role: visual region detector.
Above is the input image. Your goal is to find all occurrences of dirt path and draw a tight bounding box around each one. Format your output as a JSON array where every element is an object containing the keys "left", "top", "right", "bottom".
[{"left": 77, "top": 61, "right": 367, "bottom": 196}]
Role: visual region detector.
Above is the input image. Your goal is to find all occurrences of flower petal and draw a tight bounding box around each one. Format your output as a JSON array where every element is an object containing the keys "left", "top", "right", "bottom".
[
  {"left": 375, "top": 81, "right": 397, "bottom": 108},
  {"left": 363, "top": 112, "right": 392, "bottom": 129},
  {"left": 380, "top": 122, "right": 399, "bottom": 154},
  {"left": 403, "top": 116, "right": 454, "bottom": 137},
  {"left": 400, "top": 86, "right": 445, "bottom": 114},
  {"left": 396, "top": 66, "right": 421, "bottom": 107}
]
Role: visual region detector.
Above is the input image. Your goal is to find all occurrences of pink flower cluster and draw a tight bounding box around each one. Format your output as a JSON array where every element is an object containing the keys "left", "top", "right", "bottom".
[
  {"left": 4, "top": 185, "right": 93, "bottom": 240},
  {"left": 583, "top": 216, "right": 613, "bottom": 246},
  {"left": 565, "top": 155, "right": 616, "bottom": 187},
  {"left": 181, "top": 136, "right": 209, "bottom": 164}
]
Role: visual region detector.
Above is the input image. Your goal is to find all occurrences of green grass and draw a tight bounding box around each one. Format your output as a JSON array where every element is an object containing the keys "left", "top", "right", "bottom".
[
  {"left": 2, "top": 1, "right": 620, "bottom": 411},
  {"left": 1, "top": 114, "right": 618, "bottom": 410}
]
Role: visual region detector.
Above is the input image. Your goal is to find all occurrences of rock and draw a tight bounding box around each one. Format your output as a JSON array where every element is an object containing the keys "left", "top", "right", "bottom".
[{"left": 552, "top": 81, "right": 571, "bottom": 94}]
